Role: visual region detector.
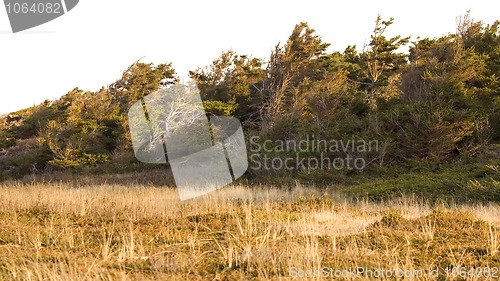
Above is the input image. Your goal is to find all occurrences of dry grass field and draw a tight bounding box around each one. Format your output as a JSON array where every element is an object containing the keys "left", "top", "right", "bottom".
[{"left": 0, "top": 182, "right": 499, "bottom": 280}]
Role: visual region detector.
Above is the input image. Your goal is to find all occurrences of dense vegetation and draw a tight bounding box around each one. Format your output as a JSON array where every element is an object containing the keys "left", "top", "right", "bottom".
[{"left": 0, "top": 13, "right": 499, "bottom": 201}]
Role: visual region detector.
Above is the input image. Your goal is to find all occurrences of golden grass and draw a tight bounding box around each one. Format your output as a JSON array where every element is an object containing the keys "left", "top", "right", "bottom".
[{"left": 0, "top": 182, "right": 499, "bottom": 280}]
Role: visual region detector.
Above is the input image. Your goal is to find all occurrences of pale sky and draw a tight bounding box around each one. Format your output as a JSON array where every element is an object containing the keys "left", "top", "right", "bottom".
[{"left": 0, "top": 0, "right": 499, "bottom": 114}]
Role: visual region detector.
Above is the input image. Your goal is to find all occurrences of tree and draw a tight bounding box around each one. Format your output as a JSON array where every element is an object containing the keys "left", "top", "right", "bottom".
[
  {"left": 189, "top": 50, "right": 264, "bottom": 120},
  {"left": 259, "top": 22, "right": 331, "bottom": 134},
  {"left": 109, "top": 61, "right": 178, "bottom": 112},
  {"left": 108, "top": 61, "right": 178, "bottom": 151},
  {"left": 389, "top": 16, "right": 496, "bottom": 160},
  {"left": 359, "top": 15, "right": 409, "bottom": 110},
  {"left": 456, "top": 11, "right": 500, "bottom": 140}
]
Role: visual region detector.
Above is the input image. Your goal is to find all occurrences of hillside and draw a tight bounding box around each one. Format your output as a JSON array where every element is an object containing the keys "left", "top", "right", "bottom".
[{"left": 0, "top": 14, "right": 499, "bottom": 202}]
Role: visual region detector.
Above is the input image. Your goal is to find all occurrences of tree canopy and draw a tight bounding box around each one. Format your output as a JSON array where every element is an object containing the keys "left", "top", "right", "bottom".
[{"left": 0, "top": 13, "right": 499, "bottom": 180}]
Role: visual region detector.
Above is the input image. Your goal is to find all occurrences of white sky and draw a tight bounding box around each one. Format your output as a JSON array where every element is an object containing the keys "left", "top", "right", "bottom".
[{"left": 0, "top": 0, "right": 499, "bottom": 114}]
